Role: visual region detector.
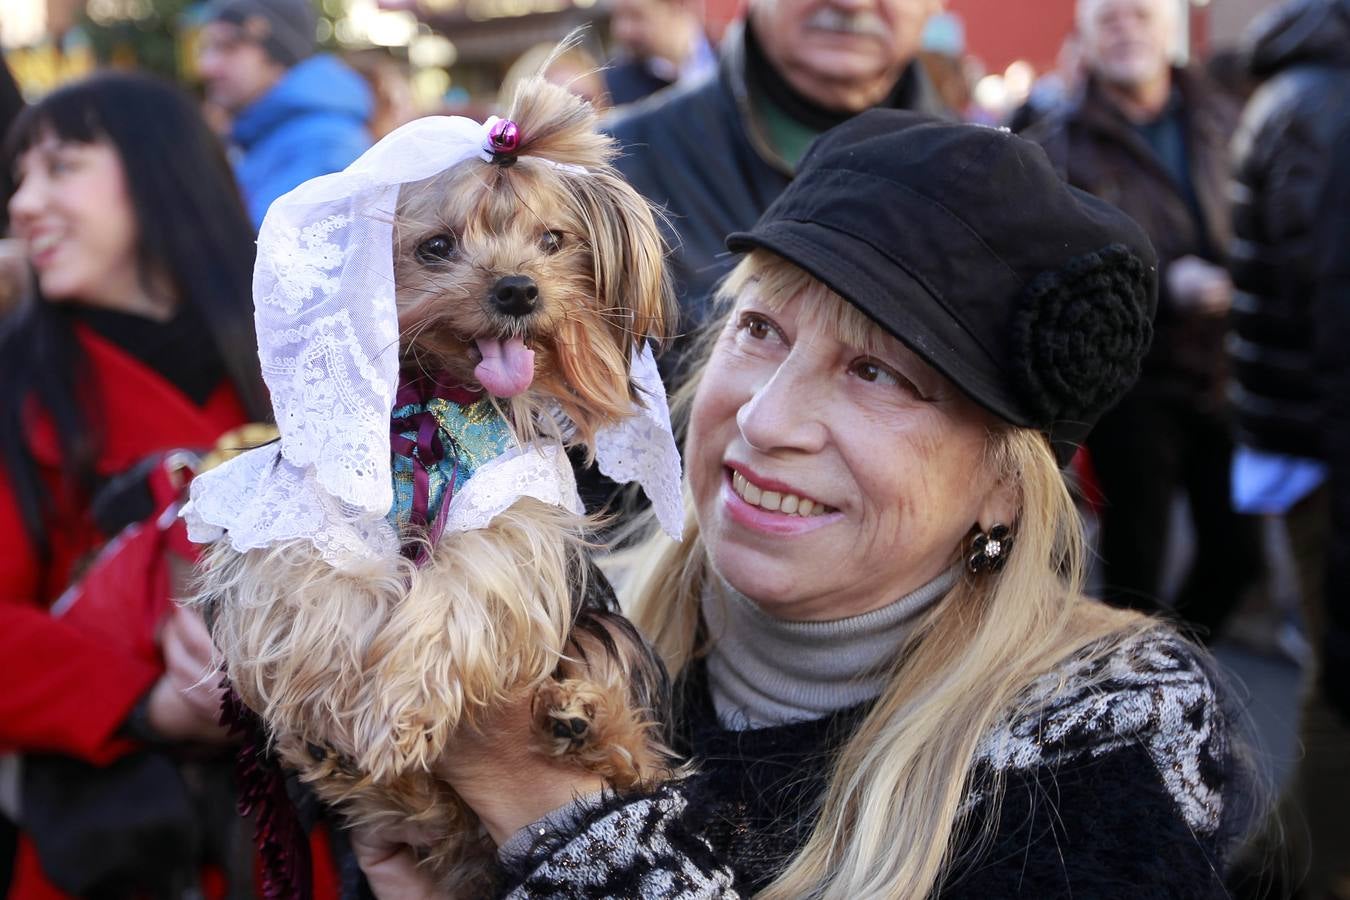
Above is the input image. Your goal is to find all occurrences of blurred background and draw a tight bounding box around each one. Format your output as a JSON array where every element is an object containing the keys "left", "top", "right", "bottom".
[
  {"left": 3, "top": 0, "right": 1348, "bottom": 897},
  {"left": 0, "top": 0, "right": 1279, "bottom": 119}
]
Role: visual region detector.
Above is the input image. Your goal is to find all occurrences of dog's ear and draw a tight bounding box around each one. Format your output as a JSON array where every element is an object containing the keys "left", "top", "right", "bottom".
[
  {"left": 506, "top": 73, "right": 672, "bottom": 358},
  {"left": 539, "top": 170, "right": 673, "bottom": 449},
  {"left": 570, "top": 170, "right": 674, "bottom": 362}
]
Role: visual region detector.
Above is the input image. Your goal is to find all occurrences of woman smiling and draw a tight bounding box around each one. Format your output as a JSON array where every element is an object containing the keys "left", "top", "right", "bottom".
[
  {"left": 355, "top": 111, "right": 1257, "bottom": 899},
  {"left": 0, "top": 73, "right": 271, "bottom": 897}
]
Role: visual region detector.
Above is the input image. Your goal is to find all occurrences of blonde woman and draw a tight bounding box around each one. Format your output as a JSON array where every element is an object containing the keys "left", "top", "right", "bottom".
[{"left": 353, "top": 112, "right": 1255, "bottom": 898}]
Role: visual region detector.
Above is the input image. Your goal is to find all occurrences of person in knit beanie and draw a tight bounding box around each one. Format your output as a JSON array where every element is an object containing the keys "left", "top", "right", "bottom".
[
  {"left": 202, "top": 0, "right": 317, "bottom": 69},
  {"left": 197, "top": 0, "right": 372, "bottom": 229}
]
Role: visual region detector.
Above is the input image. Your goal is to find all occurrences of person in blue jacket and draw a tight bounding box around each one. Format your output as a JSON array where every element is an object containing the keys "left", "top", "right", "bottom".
[{"left": 197, "top": 0, "right": 372, "bottom": 229}]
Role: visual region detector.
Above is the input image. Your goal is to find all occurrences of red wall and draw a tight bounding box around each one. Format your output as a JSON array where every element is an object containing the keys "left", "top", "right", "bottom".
[{"left": 947, "top": 0, "right": 1077, "bottom": 73}]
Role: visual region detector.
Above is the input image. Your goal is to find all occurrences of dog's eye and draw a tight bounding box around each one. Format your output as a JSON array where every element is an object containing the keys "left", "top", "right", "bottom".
[
  {"left": 540, "top": 230, "right": 566, "bottom": 255},
  {"left": 416, "top": 234, "right": 457, "bottom": 263}
]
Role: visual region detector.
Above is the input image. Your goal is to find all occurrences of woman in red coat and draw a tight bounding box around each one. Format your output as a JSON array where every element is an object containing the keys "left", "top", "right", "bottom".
[{"left": 0, "top": 73, "right": 274, "bottom": 898}]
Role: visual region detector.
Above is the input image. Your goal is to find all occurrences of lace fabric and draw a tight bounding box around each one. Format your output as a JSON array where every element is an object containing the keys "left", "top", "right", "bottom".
[
  {"left": 593, "top": 343, "right": 683, "bottom": 539},
  {"left": 184, "top": 444, "right": 400, "bottom": 569},
  {"left": 253, "top": 115, "right": 499, "bottom": 515},
  {"left": 444, "top": 443, "right": 584, "bottom": 533},
  {"left": 183, "top": 114, "right": 684, "bottom": 568},
  {"left": 184, "top": 439, "right": 586, "bottom": 569}
]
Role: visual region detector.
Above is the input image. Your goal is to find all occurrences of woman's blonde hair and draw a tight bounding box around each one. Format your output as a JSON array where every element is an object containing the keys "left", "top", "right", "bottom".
[{"left": 617, "top": 251, "right": 1159, "bottom": 899}]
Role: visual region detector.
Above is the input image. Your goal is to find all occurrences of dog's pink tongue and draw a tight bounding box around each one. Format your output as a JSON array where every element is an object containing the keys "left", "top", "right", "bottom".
[{"left": 474, "top": 336, "right": 535, "bottom": 397}]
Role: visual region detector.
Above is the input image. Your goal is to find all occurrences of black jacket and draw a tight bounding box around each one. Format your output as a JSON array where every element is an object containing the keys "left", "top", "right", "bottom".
[
  {"left": 1227, "top": 0, "right": 1350, "bottom": 456},
  {"left": 1027, "top": 69, "right": 1239, "bottom": 403},
  {"left": 497, "top": 629, "right": 1247, "bottom": 898},
  {"left": 603, "top": 59, "right": 675, "bottom": 108},
  {"left": 1316, "top": 122, "right": 1350, "bottom": 719},
  {"left": 607, "top": 25, "right": 945, "bottom": 335}
]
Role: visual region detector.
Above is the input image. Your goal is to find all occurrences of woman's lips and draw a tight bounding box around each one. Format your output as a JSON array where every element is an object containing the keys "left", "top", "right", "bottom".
[
  {"left": 26, "top": 233, "right": 60, "bottom": 268},
  {"left": 720, "top": 467, "right": 842, "bottom": 536},
  {"left": 728, "top": 468, "right": 831, "bottom": 517}
]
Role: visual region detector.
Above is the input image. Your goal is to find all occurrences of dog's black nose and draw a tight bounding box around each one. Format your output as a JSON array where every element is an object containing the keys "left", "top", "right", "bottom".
[{"left": 489, "top": 275, "right": 539, "bottom": 317}]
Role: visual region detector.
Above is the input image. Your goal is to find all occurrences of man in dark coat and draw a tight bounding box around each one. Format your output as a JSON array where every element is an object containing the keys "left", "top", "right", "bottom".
[
  {"left": 1026, "top": 0, "right": 1259, "bottom": 636},
  {"left": 1313, "top": 120, "right": 1350, "bottom": 891},
  {"left": 1228, "top": 0, "right": 1350, "bottom": 503},
  {"left": 608, "top": 0, "right": 946, "bottom": 354},
  {"left": 1223, "top": 2, "right": 1350, "bottom": 894},
  {"left": 1227, "top": 0, "right": 1350, "bottom": 596}
]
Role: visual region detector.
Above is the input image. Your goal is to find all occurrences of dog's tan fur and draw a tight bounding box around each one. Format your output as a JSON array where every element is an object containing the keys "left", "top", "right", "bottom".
[
  {"left": 393, "top": 79, "right": 669, "bottom": 455},
  {"left": 192, "top": 74, "right": 677, "bottom": 890}
]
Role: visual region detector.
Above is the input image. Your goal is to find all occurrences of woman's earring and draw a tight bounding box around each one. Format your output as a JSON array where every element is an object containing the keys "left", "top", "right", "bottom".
[{"left": 967, "top": 524, "right": 1013, "bottom": 575}]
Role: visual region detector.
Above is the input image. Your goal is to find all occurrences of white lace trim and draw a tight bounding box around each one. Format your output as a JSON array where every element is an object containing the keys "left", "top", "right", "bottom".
[
  {"left": 184, "top": 441, "right": 586, "bottom": 568},
  {"left": 444, "top": 443, "right": 584, "bottom": 533},
  {"left": 593, "top": 343, "right": 684, "bottom": 540},
  {"left": 186, "top": 114, "right": 685, "bottom": 565},
  {"left": 183, "top": 444, "right": 400, "bottom": 569},
  {"left": 261, "top": 306, "right": 397, "bottom": 515}
]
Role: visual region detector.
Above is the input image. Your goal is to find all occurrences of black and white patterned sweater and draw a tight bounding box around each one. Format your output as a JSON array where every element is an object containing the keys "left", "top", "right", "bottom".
[{"left": 498, "top": 629, "right": 1248, "bottom": 899}]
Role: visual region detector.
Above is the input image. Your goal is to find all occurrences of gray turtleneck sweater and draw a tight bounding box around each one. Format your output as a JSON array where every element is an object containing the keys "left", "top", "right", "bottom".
[
  {"left": 701, "top": 569, "right": 957, "bottom": 729},
  {"left": 499, "top": 569, "right": 957, "bottom": 870}
]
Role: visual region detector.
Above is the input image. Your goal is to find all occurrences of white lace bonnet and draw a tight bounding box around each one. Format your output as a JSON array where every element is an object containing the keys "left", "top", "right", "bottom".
[{"left": 182, "top": 114, "right": 683, "bottom": 569}]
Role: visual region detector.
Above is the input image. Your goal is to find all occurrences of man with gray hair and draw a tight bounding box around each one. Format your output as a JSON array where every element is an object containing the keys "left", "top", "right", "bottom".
[
  {"left": 198, "top": 0, "right": 372, "bottom": 229},
  {"left": 609, "top": 0, "right": 947, "bottom": 359},
  {"left": 1028, "top": 0, "right": 1260, "bottom": 635}
]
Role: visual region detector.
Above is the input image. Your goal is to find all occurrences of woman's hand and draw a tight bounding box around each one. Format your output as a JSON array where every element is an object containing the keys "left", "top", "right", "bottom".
[
  {"left": 146, "top": 606, "right": 230, "bottom": 743},
  {"left": 1166, "top": 255, "right": 1233, "bottom": 316},
  {"left": 435, "top": 694, "right": 609, "bottom": 847},
  {"left": 349, "top": 823, "right": 440, "bottom": 900},
  {"left": 351, "top": 695, "right": 607, "bottom": 895}
]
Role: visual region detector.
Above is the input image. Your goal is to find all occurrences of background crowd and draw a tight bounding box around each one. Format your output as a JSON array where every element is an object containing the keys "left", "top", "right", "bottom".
[{"left": 0, "top": 0, "right": 1347, "bottom": 896}]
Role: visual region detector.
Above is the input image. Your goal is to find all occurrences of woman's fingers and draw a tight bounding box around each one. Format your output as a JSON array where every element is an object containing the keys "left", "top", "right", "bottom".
[
  {"left": 349, "top": 826, "right": 439, "bottom": 900},
  {"left": 168, "top": 606, "right": 217, "bottom": 669},
  {"left": 162, "top": 620, "right": 214, "bottom": 688},
  {"left": 161, "top": 611, "right": 227, "bottom": 726},
  {"left": 144, "top": 673, "right": 229, "bottom": 743}
]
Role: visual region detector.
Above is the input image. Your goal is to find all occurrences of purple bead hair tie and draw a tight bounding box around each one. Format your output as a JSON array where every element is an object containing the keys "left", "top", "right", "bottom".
[{"left": 489, "top": 119, "right": 521, "bottom": 157}]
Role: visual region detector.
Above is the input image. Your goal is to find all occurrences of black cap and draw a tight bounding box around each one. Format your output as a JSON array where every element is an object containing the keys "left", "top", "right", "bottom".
[{"left": 727, "top": 111, "right": 1157, "bottom": 466}]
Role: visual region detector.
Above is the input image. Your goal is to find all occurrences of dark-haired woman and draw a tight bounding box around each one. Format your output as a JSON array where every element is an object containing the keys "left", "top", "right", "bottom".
[{"left": 0, "top": 72, "right": 272, "bottom": 898}]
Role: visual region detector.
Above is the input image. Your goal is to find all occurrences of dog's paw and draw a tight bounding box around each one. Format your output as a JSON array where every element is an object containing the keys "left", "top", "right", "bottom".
[
  {"left": 531, "top": 678, "right": 659, "bottom": 789},
  {"left": 356, "top": 720, "right": 448, "bottom": 781},
  {"left": 533, "top": 679, "right": 599, "bottom": 754},
  {"left": 273, "top": 733, "right": 376, "bottom": 808}
]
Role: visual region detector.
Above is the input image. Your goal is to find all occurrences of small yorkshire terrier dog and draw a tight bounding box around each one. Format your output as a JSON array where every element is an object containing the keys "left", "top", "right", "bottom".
[{"left": 191, "top": 74, "right": 678, "bottom": 891}]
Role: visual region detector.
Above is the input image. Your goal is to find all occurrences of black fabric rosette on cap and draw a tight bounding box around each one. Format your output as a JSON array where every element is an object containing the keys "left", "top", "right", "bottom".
[{"left": 1010, "top": 244, "right": 1154, "bottom": 461}]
